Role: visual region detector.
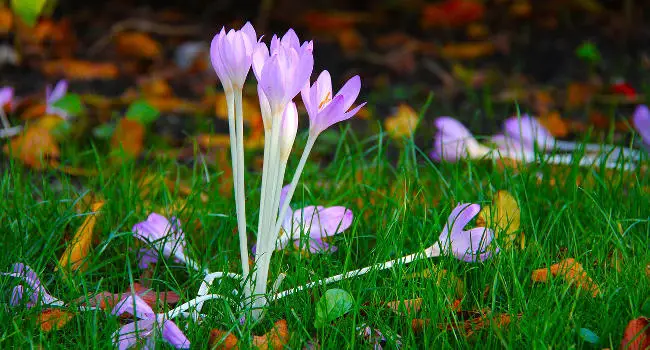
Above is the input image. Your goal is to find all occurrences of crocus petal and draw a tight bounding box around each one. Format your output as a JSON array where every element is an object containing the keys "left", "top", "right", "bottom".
[
  {"left": 12, "top": 263, "right": 39, "bottom": 282},
  {"left": 240, "top": 21, "right": 257, "bottom": 46},
  {"left": 111, "top": 295, "right": 156, "bottom": 319},
  {"left": 259, "top": 55, "right": 286, "bottom": 110},
  {"left": 0, "top": 86, "right": 13, "bottom": 107},
  {"left": 311, "top": 94, "right": 346, "bottom": 135},
  {"left": 280, "top": 102, "right": 298, "bottom": 160},
  {"left": 307, "top": 206, "right": 353, "bottom": 239},
  {"left": 161, "top": 319, "right": 191, "bottom": 349},
  {"left": 634, "top": 105, "right": 650, "bottom": 146},
  {"left": 137, "top": 249, "right": 159, "bottom": 269},
  {"left": 439, "top": 203, "right": 497, "bottom": 262},
  {"left": 10, "top": 285, "right": 24, "bottom": 306},
  {"left": 315, "top": 71, "right": 333, "bottom": 107},
  {"left": 113, "top": 320, "right": 156, "bottom": 350},
  {"left": 503, "top": 114, "right": 555, "bottom": 151},
  {"left": 335, "top": 75, "right": 361, "bottom": 111},
  {"left": 47, "top": 80, "right": 67, "bottom": 104},
  {"left": 280, "top": 29, "right": 300, "bottom": 50},
  {"left": 432, "top": 117, "right": 488, "bottom": 162},
  {"left": 307, "top": 238, "right": 338, "bottom": 254},
  {"left": 132, "top": 213, "right": 186, "bottom": 261}
]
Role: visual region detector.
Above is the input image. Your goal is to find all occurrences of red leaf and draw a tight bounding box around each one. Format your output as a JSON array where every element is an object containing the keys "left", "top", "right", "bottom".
[{"left": 621, "top": 317, "right": 650, "bottom": 350}]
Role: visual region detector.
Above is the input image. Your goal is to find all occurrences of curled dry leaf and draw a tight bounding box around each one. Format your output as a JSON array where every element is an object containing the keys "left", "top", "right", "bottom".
[
  {"left": 3, "top": 126, "right": 60, "bottom": 169},
  {"left": 39, "top": 308, "right": 75, "bottom": 332},
  {"left": 621, "top": 317, "right": 650, "bottom": 350},
  {"left": 476, "top": 190, "right": 522, "bottom": 249},
  {"left": 57, "top": 201, "right": 104, "bottom": 273},
  {"left": 531, "top": 258, "right": 600, "bottom": 297},
  {"left": 209, "top": 320, "right": 289, "bottom": 350},
  {"left": 384, "top": 104, "right": 418, "bottom": 140},
  {"left": 41, "top": 60, "right": 119, "bottom": 80}
]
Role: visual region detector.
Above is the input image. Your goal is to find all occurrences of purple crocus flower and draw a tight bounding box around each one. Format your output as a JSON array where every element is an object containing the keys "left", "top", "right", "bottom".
[
  {"left": 210, "top": 22, "right": 257, "bottom": 90},
  {"left": 490, "top": 134, "right": 535, "bottom": 162},
  {"left": 2, "top": 263, "right": 61, "bottom": 308},
  {"left": 111, "top": 294, "right": 190, "bottom": 349},
  {"left": 276, "top": 185, "right": 353, "bottom": 253},
  {"left": 438, "top": 203, "right": 497, "bottom": 262},
  {"left": 503, "top": 114, "right": 555, "bottom": 151},
  {"left": 430, "top": 117, "right": 490, "bottom": 162},
  {"left": 132, "top": 213, "right": 189, "bottom": 268},
  {"left": 633, "top": 105, "right": 650, "bottom": 148},
  {"left": 0, "top": 86, "right": 14, "bottom": 108},
  {"left": 252, "top": 29, "right": 314, "bottom": 116},
  {"left": 301, "top": 70, "right": 365, "bottom": 137},
  {"left": 46, "top": 80, "right": 69, "bottom": 119}
]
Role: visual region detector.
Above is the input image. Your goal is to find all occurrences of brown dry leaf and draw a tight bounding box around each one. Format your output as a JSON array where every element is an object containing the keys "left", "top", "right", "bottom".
[
  {"left": 41, "top": 60, "right": 119, "bottom": 80},
  {"left": 477, "top": 191, "right": 521, "bottom": 249},
  {"left": 303, "top": 11, "right": 365, "bottom": 34},
  {"left": 532, "top": 90, "right": 555, "bottom": 117},
  {"left": 197, "top": 134, "right": 231, "bottom": 148},
  {"left": 141, "top": 78, "right": 173, "bottom": 98},
  {"left": 510, "top": 1, "right": 532, "bottom": 17},
  {"left": 531, "top": 258, "right": 600, "bottom": 297},
  {"left": 440, "top": 42, "right": 494, "bottom": 60},
  {"left": 39, "top": 309, "right": 75, "bottom": 332},
  {"left": 164, "top": 178, "right": 209, "bottom": 203},
  {"left": 111, "top": 118, "right": 145, "bottom": 160},
  {"left": 412, "top": 311, "right": 513, "bottom": 337},
  {"left": 621, "top": 317, "right": 650, "bottom": 350},
  {"left": 3, "top": 127, "right": 60, "bottom": 169},
  {"left": 57, "top": 201, "right": 104, "bottom": 273},
  {"left": 538, "top": 111, "right": 569, "bottom": 137},
  {"left": 126, "top": 282, "right": 180, "bottom": 309},
  {"left": 146, "top": 96, "right": 202, "bottom": 114},
  {"left": 421, "top": 0, "right": 485, "bottom": 28},
  {"left": 21, "top": 105, "right": 48, "bottom": 120},
  {"left": 566, "top": 83, "right": 596, "bottom": 109},
  {"left": 384, "top": 104, "right": 419, "bottom": 140},
  {"left": 0, "top": 6, "right": 13, "bottom": 34},
  {"left": 386, "top": 298, "right": 423, "bottom": 314},
  {"left": 115, "top": 32, "right": 161, "bottom": 59}
]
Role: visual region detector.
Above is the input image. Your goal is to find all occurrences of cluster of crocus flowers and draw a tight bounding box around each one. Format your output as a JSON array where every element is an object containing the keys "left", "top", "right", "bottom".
[
  {"left": 432, "top": 114, "right": 645, "bottom": 170},
  {"left": 207, "top": 22, "right": 364, "bottom": 320}
]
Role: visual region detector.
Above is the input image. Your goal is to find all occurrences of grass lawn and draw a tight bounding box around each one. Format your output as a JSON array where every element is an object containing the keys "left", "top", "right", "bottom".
[{"left": 1, "top": 119, "right": 648, "bottom": 349}]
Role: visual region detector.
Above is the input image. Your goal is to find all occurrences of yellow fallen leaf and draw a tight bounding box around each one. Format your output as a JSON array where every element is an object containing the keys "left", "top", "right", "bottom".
[
  {"left": 57, "top": 201, "right": 104, "bottom": 273},
  {"left": 39, "top": 308, "right": 75, "bottom": 332},
  {"left": 477, "top": 190, "right": 521, "bottom": 249},
  {"left": 384, "top": 104, "right": 419, "bottom": 139}
]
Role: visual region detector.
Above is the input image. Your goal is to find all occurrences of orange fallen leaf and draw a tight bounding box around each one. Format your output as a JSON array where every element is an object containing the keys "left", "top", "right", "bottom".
[
  {"left": 421, "top": 0, "right": 484, "bottom": 28},
  {"left": 337, "top": 28, "right": 363, "bottom": 55},
  {"left": 141, "top": 78, "right": 173, "bottom": 98},
  {"left": 531, "top": 258, "right": 600, "bottom": 297},
  {"left": 57, "top": 201, "right": 104, "bottom": 273},
  {"left": 538, "top": 111, "right": 569, "bottom": 137},
  {"left": 302, "top": 11, "right": 365, "bottom": 33},
  {"left": 197, "top": 133, "right": 231, "bottom": 148},
  {"left": 146, "top": 96, "right": 201, "bottom": 114},
  {"left": 384, "top": 104, "right": 419, "bottom": 139},
  {"left": 253, "top": 320, "right": 290, "bottom": 350},
  {"left": 0, "top": 6, "right": 13, "bottom": 34},
  {"left": 621, "top": 317, "right": 650, "bottom": 350},
  {"left": 209, "top": 320, "right": 289, "bottom": 350},
  {"left": 39, "top": 308, "right": 75, "bottom": 332},
  {"left": 115, "top": 32, "right": 161, "bottom": 59},
  {"left": 111, "top": 118, "right": 145, "bottom": 160},
  {"left": 440, "top": 42, "right": 495, "bottom": 60},
  {"left": 3, "top": 127, "right": 60, "bottom": 169},
  {"left": 41, "top": 60, "right": 119, "bottom": 80},
  {"left": 412, "top": 311, "right": 514, "bottom": 337}
]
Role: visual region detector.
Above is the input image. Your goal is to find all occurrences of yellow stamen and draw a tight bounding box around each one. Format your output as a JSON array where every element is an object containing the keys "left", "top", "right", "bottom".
[{"left": 318, "top": 92, "right": 332, "bottom": 109}]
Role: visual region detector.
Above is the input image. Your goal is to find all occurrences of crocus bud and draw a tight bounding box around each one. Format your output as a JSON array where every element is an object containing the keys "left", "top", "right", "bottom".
[
  {"left": 0, "top": 86, "right": 14, "bottom": 109},
  {"left": 210, "top": 22, "right": 257, "bottom": 90},
  {"left": 279, "top": 102, "right": 298, "bottom": 161},
  {"left": 46, "top": 80, "right": 69, "bottom": 119},
  {"left": 301, "top": 70, "right": 365, "bottom": 137},
  {"left": 503, "top": 114, "right": 555, "bottom": 151},
  {"left": 431, "top": 117, "right": 490, "bottom": 162},
  {"left": 252, "top": 29, "right": 314, "bottom": 116},
  {"left": 438, "top": 203, "right": 497, "bottom": 262},
  {"left": 633, "top": 105, "right": 650, "bottom": 148}
]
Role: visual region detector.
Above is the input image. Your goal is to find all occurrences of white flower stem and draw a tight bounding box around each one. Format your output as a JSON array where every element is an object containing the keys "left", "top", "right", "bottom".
[
  {"left": 166, "top": 293, "right": 228, "bottom": 319},
  {"left": 191, "top": 271, "right": 241, "bottom": 321},
  {"left": 233, "top": 88, "right": 250, "bottom": 298},
  {"left": 272, "top": 135, "right": 317, "bottom": 238},
  {"left": 555, "top": 140, "right": 642, "bottom": 159},
  {"left": 272, "top": 244, "right": 441, "bottom": 301},
  {"left": 0, "top": 109, "right": 11, "bottom": 129}
]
